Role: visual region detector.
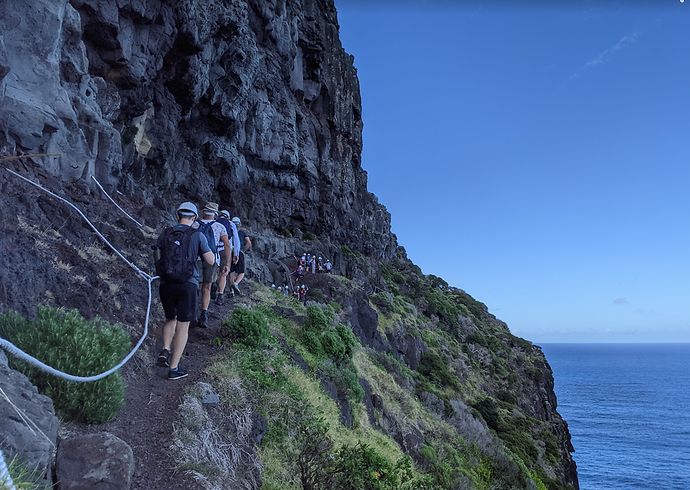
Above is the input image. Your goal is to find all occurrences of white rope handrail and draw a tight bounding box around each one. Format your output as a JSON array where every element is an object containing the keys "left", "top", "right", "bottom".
[
  {"left": 5, "top": 168, "right": 151, "bottom": 281},
  {"left": 91, "top": 175, "right": 144, "bottom": 228},
  {"left": 1, "top": 167, "right": 160, "bottom": 382}
]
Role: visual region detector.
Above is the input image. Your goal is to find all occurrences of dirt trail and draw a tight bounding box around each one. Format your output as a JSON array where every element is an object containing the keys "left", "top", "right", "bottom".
[{"left": 70, "top": 317, "right": 227, "bottom": 490}]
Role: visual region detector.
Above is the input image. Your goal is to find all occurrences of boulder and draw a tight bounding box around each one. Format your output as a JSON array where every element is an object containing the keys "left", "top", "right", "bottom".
[
  {"left": 55, "top": 432, "right": 134, "bottom": 490},
  {"left": 0, "top": 360, "right": 59, "bottom": 489}
]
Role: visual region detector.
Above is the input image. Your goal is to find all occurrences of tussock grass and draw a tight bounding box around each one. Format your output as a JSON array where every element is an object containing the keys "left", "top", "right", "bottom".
[
  {"left": 78, "top": 242, "right": 116, "bottom": 264},
  {"left": 173, "top": 382, "right": 263, "bottom": 490},
  {"left": 52, "top": 259, "right": 72, "bottom": 271},
  {"left": 6, "top": 453, "right": 44, "bottom": 490}
]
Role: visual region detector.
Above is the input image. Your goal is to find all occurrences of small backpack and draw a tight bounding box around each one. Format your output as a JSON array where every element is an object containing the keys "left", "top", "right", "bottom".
[
  {"left": 156, "top": 226, "right": 196, "bottom": 283},
  {"left": 197, "top": 221, "right": 217, "bottom": 255}
]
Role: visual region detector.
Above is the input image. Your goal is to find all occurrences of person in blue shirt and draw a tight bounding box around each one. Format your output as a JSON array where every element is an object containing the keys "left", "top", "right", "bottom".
[{"left": 156, "top": 202, "right": 214, "bottom": 380}]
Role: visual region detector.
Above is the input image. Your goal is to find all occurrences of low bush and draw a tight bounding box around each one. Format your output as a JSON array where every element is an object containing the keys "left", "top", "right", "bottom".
[
  {"left": 223, "top": 307, "right": 271, "bottom": 349},
  {"left": 305, "top": 305, "right": 330, "bottom": 334},
  {"left": 370, "top": 292, "right": 393, "bottom": 312},
  {"left": 417, "top": 351, "right": 458, "bottom": 389},
  {"left": 0, "top": 306, "right": 129, "bottom": 424},
  {"left": 320, "top": 358, "right": 365, "bottom": 403},
  {"left": 303, "top": 231, "right": 315, "bottom": 241}
]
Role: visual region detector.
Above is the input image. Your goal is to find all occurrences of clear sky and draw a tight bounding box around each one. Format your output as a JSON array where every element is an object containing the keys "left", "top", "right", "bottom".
[{"left": 335, "top": 0, "right": 690, "bottom": 343}]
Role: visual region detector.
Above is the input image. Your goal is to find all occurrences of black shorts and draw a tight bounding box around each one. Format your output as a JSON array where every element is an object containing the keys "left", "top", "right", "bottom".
[
  {"left": 160, "top": 282, "right": 198, "bottom": 322},
  {"left": 230, "top": 251, "right": 245, "bottom": 274}
]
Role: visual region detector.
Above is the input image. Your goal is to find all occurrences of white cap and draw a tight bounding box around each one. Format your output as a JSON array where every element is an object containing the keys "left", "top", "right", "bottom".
[{"left": 177, "top": 202, "right": 198, "bottom": 217}]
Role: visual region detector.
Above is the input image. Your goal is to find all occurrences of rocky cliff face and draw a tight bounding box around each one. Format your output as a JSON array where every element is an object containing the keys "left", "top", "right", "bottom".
[
  {"left": 0, "top": 1, "right": 577, "bottom": 489},
  {"left": 0, "top": 0, "right": 395, "bottom": 267}
]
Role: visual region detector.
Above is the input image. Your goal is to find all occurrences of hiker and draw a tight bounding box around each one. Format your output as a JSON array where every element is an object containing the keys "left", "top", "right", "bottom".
[
  {"left": 228, "top": 216, "right": 251, "bottom": 296},
  {"left": 295, "top": 264, "right": 304, "bottom": 278},
  {"left": 326, "top": 259, "right": 332, "bottom": 273},
  {"left": 284, "top": 285, "right": 290, "bottom": 296},
  {"left": 311, "top": 256, "right": 316, "bottom": 274},
  {"left": 154, "top": 202, "right": 214, "bottom": 380},
  {"left": 317, "top": 257, "right": 323, "bottom": 273},
  {"left": 299, "top": 285, "right": 307, "bottom": 305},
  {"left": 215, "top": 210, "right": 241, "bottom": 303},
  {"left": 195, "top": 202, "right": 231, "bottom": 328}
]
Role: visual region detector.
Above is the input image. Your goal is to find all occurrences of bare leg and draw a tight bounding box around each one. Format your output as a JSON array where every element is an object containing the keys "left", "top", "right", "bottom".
[
  {"left": 200, "top": 282, "right": 211, "bottom": 311},
  {"left": 162, "top": 318, "right": 177, "bottom": 351},
  {"left": 168, "top": 321, "right": 190, "bottom": 369},
  {"left": 235, "top": 272, "right": 245, "bottom": 285},
  {"left": 217, "top": 270, "right": 228, "bottom": 294}
]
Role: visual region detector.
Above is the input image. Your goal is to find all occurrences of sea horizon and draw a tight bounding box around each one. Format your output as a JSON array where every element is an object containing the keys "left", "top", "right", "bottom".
[{"left": 541, "top": 343, "right": 690, "bottom": 490}]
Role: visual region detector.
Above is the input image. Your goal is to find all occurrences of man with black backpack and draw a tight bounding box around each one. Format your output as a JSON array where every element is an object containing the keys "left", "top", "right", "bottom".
[
  {"left": 194, "top": 202, "right": 231, "bottom": 328},
  {"left": 154, "top": 202, "right": 214, "bottom": 380}
]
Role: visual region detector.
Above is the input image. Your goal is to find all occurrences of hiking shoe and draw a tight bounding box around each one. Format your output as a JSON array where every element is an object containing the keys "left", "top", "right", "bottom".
[
  {"left": 197, "top": 313, "right": 208, "bottom": 328},
  {"left": 216, "top": 292, "right": 223, "bottom": 305},
  {"left": 231, "top": 283, "right": 242, "bottom": 295},
  {"left": 210, "top": 283, "right": 218, "bottom": 301},
  {"left": 168, "top": 368, "right": 188, "bottom": 380},
  {"left": 157, "top": 349, "right": 171, "bottom": 368}
]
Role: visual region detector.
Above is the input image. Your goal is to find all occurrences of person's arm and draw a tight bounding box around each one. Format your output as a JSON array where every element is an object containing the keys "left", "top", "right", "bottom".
[
  {"left": 219, "top": 234, "right": 231, "bottom": 274},
  {"left": 202, "top": 250, "right": 215, "bottom": 265},
  {"left": 230, "top": 223, "right": 241, "bottom": 264},
  {"left": 198, "top": 232, "right": 215, "bottom": 265},
  {"left": 244, "top": 236, "right": 251, "bottom": 251}
]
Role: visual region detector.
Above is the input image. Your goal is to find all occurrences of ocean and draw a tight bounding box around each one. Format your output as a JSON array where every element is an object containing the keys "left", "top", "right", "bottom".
[{"left": 540, "top": 343, "right": 690, "bottom": 490}]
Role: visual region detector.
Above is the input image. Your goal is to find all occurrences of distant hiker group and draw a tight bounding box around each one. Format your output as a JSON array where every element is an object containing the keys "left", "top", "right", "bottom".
[
  {"left": 153, "top": 201, "right": 251, "bottom": 380},
  {"left": 294, "top": 253, "right": 331, "bottom": 277}
]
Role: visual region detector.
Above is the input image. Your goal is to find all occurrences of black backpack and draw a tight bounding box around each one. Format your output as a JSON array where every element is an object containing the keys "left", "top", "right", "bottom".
[
  {"left": 156, "top": 226, "right": 196, "bottom": 283},
  {"left": 197, "top": 221, "right": 217, "bottom": 255}
]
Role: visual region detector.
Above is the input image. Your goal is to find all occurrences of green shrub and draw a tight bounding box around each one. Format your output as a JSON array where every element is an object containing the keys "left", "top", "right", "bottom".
[
  {"left": 305, "top": 305, "right": 330, "bottom": 334},
  {"left": 417, "top": 351, "right": 457, "bottom": 388},
  {"left": 497, "top": 390, "right": 517, "bottom": 406},
  {"left": 303, "top": 313, "right": 356, "bottom": 364},
  {"left": 0, "top": 306, "right": 129, "bottom": 424},
  {"left": 335, "top": 324, "right": 356, "bottom": 358},
  {"left": 380, "top": 261, "right": 406, "bottom": 286},
  {"left": 320, "top": 358, "right": 365, "bottom": 403},
  {"left": 370, "top": 292, "right": 393, "bottom": 312},
  {"left": 283, "top": 228, "right": 292, "bottom": 238},
  {"left": 472, "top": 397, "right": 500, "bottom": 430},
  {"left": 329, "top": 301, "right": 342, "bottom": 313},
  {"left": 450, "top": 291, "right": 486, "bottom": 320},
  {"left": 537, "top": 428, "right": 561, "bottom": 466},
  {"left": 303, "top": 231, "right": 315, "bottom": 241},
  {"left": 330, "top": 443, "right": 402, "bottom": 489},
  {"left": 321, "top": 329, "right": 346, "bottom": 360},
  {"left": 223, "top": 307, "right": 271, "bottom": 349}
]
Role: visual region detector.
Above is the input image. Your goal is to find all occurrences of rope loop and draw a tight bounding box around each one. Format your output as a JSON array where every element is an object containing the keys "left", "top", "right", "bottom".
[{"left": 1, "top": 167, "right": 158, "bottom": 383}]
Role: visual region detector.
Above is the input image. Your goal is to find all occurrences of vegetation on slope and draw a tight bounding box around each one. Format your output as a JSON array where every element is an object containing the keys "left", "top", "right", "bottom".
[{"left": 171, "top": 254, "right": 575, "bottom": 490}]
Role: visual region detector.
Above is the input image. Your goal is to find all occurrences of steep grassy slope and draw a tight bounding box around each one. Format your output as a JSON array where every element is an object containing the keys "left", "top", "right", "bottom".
[{"left": 171, "top": 265, "right": 577, "bottom": 490}]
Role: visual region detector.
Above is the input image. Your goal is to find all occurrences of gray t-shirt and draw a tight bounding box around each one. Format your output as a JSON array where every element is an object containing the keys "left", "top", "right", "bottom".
[{"left": 157, "top": 224, "right": 211, "bottom": 285}]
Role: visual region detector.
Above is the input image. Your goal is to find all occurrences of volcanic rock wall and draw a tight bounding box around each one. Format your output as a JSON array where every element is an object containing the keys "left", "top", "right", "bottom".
[{"left": 0, "top": 0, "right": 395, "bottom": 265}]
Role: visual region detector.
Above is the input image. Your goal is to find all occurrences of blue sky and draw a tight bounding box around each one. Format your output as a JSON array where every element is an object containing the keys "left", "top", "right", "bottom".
[{"left": 335, "top": 0, "right": 690, "bottom": 343}]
